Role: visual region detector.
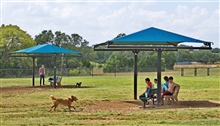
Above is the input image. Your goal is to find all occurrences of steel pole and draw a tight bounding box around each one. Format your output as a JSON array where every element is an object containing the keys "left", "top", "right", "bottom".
[
  {"left": 32, "top": 57, "right": 36, "bottom": 86},
  {"left": 53, "top": 55, "right": 57, "bottom": 88},
  {"left": 157, "top": 49, "right": 162, "bottom": 105},
  {"left": 132, "top": 50, "right": 139, "bottom": 100}
]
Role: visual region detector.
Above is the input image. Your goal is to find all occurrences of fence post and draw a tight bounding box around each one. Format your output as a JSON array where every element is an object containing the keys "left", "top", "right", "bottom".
[
  {"left": 114, "top": 68, "right": 116, "bottom": 77},
  {"left": 181, "top": 68, "right": 184, "bottom": 76},
  {"left": 91, "top": 68, "right": 93, "bottom": 77},
  {"left": 194, "top": 68, "right": 197, "bottom": 76},
  {"left": 207, "top": 68, "right": 210, "bottom": 76}
]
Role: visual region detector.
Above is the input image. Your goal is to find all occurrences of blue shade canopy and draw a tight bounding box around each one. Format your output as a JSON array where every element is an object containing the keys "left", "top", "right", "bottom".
[
  {"left": 107, "top": 27, "right": 211, "bottom": 46},
  {"left": 12, "top": 44, "right": 81, "bottom": 55}
]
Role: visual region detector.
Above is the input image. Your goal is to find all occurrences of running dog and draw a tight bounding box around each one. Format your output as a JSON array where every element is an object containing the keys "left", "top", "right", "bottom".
[{"left": 49, "top": 95, "right": 78, "bottom": 111}]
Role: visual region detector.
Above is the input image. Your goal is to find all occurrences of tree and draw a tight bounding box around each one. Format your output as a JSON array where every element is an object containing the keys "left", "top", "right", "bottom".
[
  {"left": 211, "top": 48, "right": 220, "bottom": 53},
  {"left": 54, "top": 31, "right": 68, "bottom": 46},
  {"left": 115, "top": 33, "right": 126, "bottom": 38},
  {"left": 194, "top": 50, "right": 220, "bottom": 64},
  {"left": 0, "top": 24, "right": 36, "bottom": 77},
  {"left": 138, "top": 51, "right": 165, "bottom": 72},
  {"left": 103, "top": 51, "right": 133, "bottom": 72},
  {"left": 0, "top": 24, "right": 36, "bottom": 54},
  {"left": 34, "top": 30, "right": 96, "bottom": 75},
  {"left": 95, "top": 51, "right": 112, "bottom": 64},
  {"left": 176, "top": 50, "right": 194, "bottom": 62},
  {"left": 163, "top": 51, "right": 176, "bottom": 70},
  {"left": 35, "top": 30, "right": 54, "bottom": 44},
  {"left": 68, "top": 33, "right": 83, "bottom": 47}
]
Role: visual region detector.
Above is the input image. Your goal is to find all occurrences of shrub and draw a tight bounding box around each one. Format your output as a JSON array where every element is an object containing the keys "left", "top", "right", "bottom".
[{"left": 69, "top": 69, "right": 79, "bottom": 76}]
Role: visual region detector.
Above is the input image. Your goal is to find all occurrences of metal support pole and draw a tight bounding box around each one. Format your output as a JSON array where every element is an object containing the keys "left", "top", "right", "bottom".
[
  {"left": 53, "top": 55, "right": 57, "bottom": 88},
  {"left": 132, "top": 50, "right": 139, "bottom": 100},
  {"left": 157, "top": 49, "right": 162, "bottom": 105},
  {"left": 32, "top": 57, "right": 36, "bottom": 86}
]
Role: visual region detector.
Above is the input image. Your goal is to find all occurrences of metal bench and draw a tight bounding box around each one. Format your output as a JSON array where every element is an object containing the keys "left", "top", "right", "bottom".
[{"left": 140, "top": 88, "right": 158, "bottom": 108}]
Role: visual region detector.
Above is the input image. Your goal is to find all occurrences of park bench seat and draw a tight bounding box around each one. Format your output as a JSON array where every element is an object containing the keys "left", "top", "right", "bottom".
[
  {"left": 149, "top": 88, "right": 158, "bottom": 105},
  {"left": 163, "top": 84, "right": 180, "bottom": 105},
  {"left": 140, "top": 88, "right": 158, "bottom": 108},
  {"left": 49, "top": 76, "right": 62, "bottom": 87}
]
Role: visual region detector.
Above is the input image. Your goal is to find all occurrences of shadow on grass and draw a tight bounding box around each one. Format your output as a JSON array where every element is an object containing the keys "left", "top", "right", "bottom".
[
  {"left": 0, "top": 85, "right": 94, "bottom": 93},
  {"left": 31, "top": 85, "right": 94, "bottom": 89},
  {"left": 123, "top": 100, "right": 220, "bottom": 109}
]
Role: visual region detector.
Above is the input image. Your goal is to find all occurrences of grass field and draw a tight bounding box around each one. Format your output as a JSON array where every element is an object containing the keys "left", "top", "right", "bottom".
[{"left": 0, "top": 70, "right": 220, "bottom": 126}]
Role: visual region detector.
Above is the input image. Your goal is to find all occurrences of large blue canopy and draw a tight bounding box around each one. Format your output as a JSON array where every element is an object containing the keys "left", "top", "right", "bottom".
[
  {"left": 106, "top": 27, "right": 211, "bottom": 46},
  {"left": 12, "top": 44, "right": 81, "bottom": 55},
  {"left": 94, "top": 26, "right": 212, "bottom": 105}
]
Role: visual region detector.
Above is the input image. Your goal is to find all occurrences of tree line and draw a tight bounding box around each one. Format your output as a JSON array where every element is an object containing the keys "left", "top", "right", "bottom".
[{"left": 0, "top": 24, "right": 220, "bottom": 77}]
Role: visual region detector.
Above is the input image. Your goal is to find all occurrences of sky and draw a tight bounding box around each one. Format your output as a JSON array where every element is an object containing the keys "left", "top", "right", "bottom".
[{"left": 0, "top": 0, "right": 219, "bottom": 48}]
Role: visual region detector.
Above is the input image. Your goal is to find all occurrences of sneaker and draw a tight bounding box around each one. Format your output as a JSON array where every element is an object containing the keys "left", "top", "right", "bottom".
[{"left": 139, "top": 106, "right": 147, "bottom": 108}]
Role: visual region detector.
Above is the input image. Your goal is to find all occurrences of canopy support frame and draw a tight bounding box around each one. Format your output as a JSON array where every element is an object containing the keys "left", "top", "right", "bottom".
[
  {"left": 94, "top": 44, "right": 212, "bottom": 105},
  {"left": 132, "top": 50, "right": 139, "bottom": 100},
  {"left": 32, "top": 57, "right": 36, "bottom": 86}
]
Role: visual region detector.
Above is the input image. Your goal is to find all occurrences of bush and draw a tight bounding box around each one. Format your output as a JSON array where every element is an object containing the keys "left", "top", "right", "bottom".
[{"left": 69, "top": 69, "right": 79, "bottom": 76}]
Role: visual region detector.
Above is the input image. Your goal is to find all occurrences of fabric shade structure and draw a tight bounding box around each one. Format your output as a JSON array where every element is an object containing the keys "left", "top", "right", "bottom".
[
  {"left": 10, "top": 44, "right": 82, "bottom": 88},
  {"left": 96, "top": 27, "right": 212, "bottom": 47},
  {"left": 94, "top": 27, "right": 213, "bottom": 106},
  {"left": 14, "top": 44, "right": 81, "bottom": 54}
]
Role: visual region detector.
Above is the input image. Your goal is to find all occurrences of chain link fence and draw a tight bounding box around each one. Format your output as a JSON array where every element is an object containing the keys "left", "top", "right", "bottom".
[{"left": 1, "top": 67, "right": 219, "bottom": 78}]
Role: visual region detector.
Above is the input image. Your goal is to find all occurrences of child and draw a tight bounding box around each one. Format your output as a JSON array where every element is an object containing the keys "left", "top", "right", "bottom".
[
  {"left": 154, "top": 78, "right": 168, "bottom": 92},
  {"left": 139, "top": 78, "right": 152, "bottom": 108}
]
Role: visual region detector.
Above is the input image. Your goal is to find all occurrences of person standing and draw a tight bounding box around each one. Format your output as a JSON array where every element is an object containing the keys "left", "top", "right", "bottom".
[{"left": 39, "top": 65, "right": 46, "bottom": 86}]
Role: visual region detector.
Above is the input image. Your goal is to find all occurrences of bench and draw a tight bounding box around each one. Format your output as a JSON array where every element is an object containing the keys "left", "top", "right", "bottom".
[
  {"left": 149, "top": 88, "right": 158, "bottom": 105},
  {"left": 48, "top": 76, "right": 62, "bottom": 87},
  {"left": 140, "top": 88, "right": 158, "bottom": 108},
  {"left": 163, "top": 84, "right": 180, "bottom": 105}
]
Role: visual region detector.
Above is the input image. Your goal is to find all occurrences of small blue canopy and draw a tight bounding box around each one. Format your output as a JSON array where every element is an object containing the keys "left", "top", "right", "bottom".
[
  {"left": 107, "top": 27, "right": 211, "bottom": 46},
  {"left": 12, "top": 44, "right": 81, "bottom": 55},
  {"left": 10, "top": 44, "right": 81, "bottom": 88}
]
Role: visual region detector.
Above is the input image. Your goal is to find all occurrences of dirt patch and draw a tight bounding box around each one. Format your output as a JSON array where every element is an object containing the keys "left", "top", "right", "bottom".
[
  {"left": 81, "top": 100, "right": 220, "bottom": 113},
  {"left": 0, "top": 86, "right": 49, "bottom": 93},
  {"left": 1, "top": 86, "right": 220, "bottom": 113}
]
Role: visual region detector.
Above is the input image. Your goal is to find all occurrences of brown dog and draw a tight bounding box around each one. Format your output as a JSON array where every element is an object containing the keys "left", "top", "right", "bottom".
[{"left": 49, "top": 95, "right": 78, "bottom": 111}]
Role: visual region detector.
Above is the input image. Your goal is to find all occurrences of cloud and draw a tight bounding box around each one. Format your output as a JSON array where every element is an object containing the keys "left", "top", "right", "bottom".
[{"left": 1, "top": 1, "right": 219, "bottom": 47}]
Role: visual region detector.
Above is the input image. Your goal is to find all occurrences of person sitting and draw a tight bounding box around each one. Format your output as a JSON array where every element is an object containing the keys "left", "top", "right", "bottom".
[
  {"left": 163, "top": 76, "right": 169, "bottom": 89},
  {"left": 139, "top": 78, "right": 153, "bottom": 108},
  {"left": 153, "top": 78, "right": 167, "bottom": 92},
  {"left": 161, "top": 76, "right": 177, "bottom": 99}
]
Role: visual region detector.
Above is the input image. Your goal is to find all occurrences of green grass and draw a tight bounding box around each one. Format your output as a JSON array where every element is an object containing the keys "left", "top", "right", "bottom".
[{"left": 1, "top": 71, "right": 220, "bottom": 125}]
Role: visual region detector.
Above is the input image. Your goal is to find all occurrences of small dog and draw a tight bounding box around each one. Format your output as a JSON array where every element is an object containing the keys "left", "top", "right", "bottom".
[
  {"left": 49, "top": 95, "right": 78, "bottom": 111},
  {"left": 75, "top": 82, "right": 82, "bottom": 88}
]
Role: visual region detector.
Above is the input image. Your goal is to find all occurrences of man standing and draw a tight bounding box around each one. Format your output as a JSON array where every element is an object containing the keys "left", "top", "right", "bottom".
[{"left": 39, "top": 65, "right": 45, "bottom": 86}]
